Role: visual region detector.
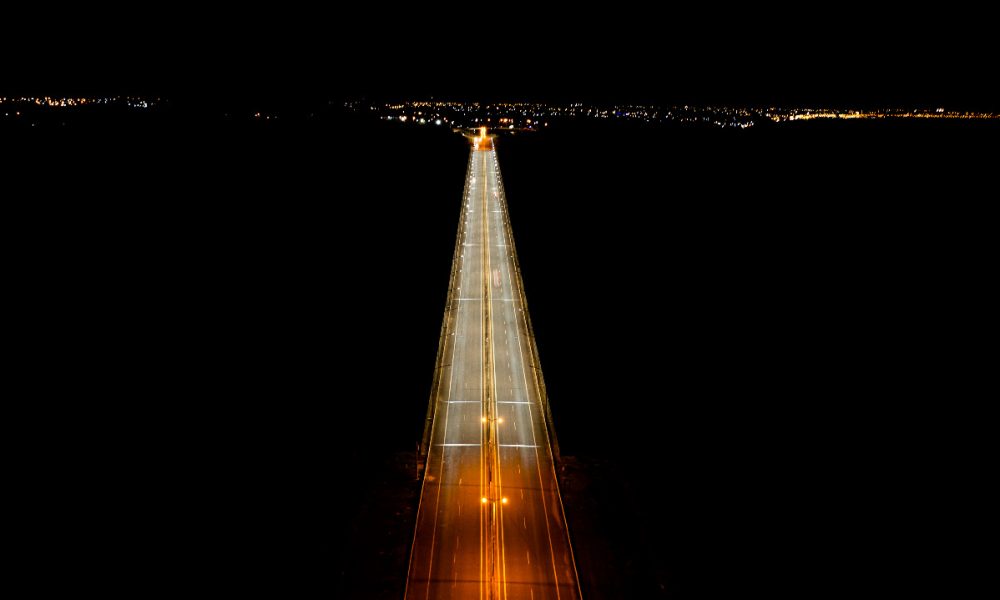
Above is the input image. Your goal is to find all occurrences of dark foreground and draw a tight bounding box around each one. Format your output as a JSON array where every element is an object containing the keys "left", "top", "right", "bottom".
[{"left": 7, "top": 115, "right": 993, "bottom": 599}]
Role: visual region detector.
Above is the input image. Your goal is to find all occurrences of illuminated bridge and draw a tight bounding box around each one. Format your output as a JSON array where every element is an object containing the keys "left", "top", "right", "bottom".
[{"left": 405, "top": 130, "right": 581, "bottom": 600}]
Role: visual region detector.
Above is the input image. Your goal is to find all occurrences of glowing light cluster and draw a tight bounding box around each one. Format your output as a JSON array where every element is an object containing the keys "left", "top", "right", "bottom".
[
  {"left": 0, "top": 96, "right": 158, "bottom": 109},
  {"left": 352, "top": 100, "right": 1000, "bottom": 130}
]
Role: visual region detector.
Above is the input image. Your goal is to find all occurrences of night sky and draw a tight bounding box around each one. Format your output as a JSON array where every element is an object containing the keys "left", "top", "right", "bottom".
[{"left": 5, "top": 8, "right": 995, "bottom": 109}]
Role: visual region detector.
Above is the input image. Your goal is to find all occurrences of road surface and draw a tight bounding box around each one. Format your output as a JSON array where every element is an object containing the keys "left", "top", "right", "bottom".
[{"left": 405, "top": 137, "right": 580, "bottom": 600}]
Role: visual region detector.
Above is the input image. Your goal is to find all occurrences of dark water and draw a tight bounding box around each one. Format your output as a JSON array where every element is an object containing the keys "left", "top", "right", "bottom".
[{"left": 8, "top": 115, "right": 993, "bottom": 598}]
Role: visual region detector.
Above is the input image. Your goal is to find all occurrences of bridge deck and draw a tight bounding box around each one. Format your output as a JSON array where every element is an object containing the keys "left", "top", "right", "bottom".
[{"left": 405, "top": 144, "right": 580, "bottom": 600}]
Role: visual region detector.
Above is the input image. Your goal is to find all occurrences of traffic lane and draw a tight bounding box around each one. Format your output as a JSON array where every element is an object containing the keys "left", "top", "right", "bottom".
[
  {"left": 410, "top": 299, "right": 467, "bottom": 590},
  {"left": 494, "top": 399, "right": 560, "bottom": 597},
  {"left": 426, "top": 196, "right": 487, "bottom": 599},
  {"left": 482, "top": 155, "right": 573, "bottom": 598},
  {"left": 491, "top": 153, "right": 580, "bottom": 599},
  {"left": 492, "top": 338, "right": 534, "bottom": 449},
  {"left": 498, "top": 394, "right": 578, "bottom": 599},
  {"left": 497, "top": 325, "right": 579, "bottom": 598},
  {"left": 444, "top": 294, "right": 481, "bottom": 438},
  {"left": 431, "top": 446, "right": 482, "bottom": 597},
  {"left": 497, "top": 445, "right": 577, "bottom": 600},
  {"left": 410, "top": 151, "right": 486, "bottom": 600},
  {"left": 419, "top": 446, "right": 483, "bottom": 600},
  {"left": 492, "top": 252, "right": 537, "bottom": 448},
  {"left": 494, "top": 328, "right": 566, "bottom": 598}
]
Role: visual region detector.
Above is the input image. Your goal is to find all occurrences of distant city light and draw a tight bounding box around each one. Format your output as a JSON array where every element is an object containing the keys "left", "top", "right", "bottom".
[
  {"left": 0, "top": 96, "right": 159, "bottom": 110},
  {"left": 344, "top": 99, "right": 1000, "bottom": 131}
]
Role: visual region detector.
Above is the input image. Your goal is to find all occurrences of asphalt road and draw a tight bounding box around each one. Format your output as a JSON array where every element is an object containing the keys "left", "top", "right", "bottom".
[{"left": 405, "top": 141, "right": 580, "bottom": 600}]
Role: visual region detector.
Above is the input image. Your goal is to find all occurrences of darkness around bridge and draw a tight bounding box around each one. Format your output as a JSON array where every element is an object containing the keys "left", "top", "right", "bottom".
[{"left": 10, "top": 110, "right": 991, "bottom": 600}]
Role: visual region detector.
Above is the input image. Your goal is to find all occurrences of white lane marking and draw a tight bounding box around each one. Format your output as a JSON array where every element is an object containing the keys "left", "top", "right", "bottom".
[
  {"left": 499, "top": 444, "right": 538, "bottom": 448},
  {"left": 444, "top": 400, "right": 479, "bottom": 404},
  {"left": 497, "top": 401, "right": 531, "bottom": 405},
  {"left": 438, "top": 443, "right": 479, "bottom": 447}
]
